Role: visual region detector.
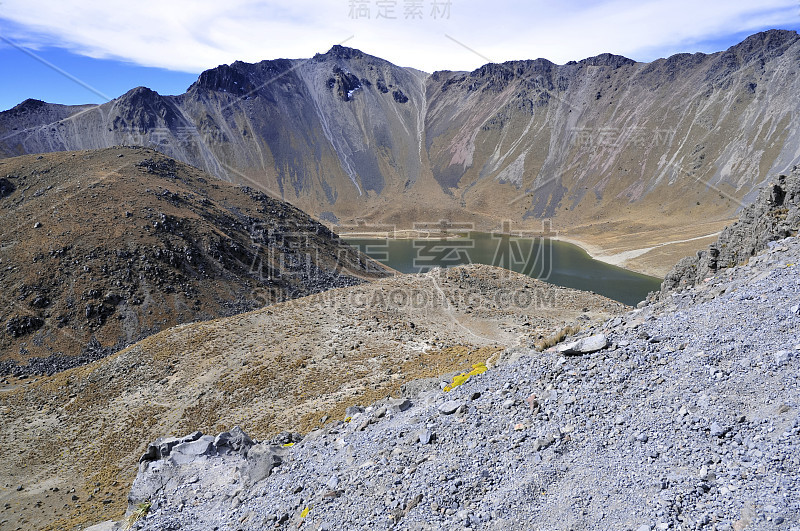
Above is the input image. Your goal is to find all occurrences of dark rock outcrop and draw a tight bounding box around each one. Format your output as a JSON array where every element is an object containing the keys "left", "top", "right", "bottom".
[
  {"left": 0, "top": 177, "right": 15, "bottom": 198},
  {"left": 654, "top": 166, "right": 800, "bottom": 298}
]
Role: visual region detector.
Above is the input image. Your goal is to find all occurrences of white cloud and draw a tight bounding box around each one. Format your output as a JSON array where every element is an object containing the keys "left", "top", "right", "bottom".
[{"left": 0, "top": 0, "right": 797, "bottom": 74}]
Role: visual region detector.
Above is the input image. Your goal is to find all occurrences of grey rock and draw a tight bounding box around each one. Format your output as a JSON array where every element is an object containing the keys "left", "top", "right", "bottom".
[
  {"left": 557, "top": 334, "right": 608, "bottom": 355},
  {"left": 140, "top": 432, "right": 204, "bottom": 463},
  {"left": 345, "top": 405, "right": 365, "bottom": 417},
  {"left": 214, "top": 426, "right": 254, "bottom": 455},
  {"left": 243, "top": 444, "right": 284, "bottom": 485},
  {"left": 167, "top": 436, "right": 216, "bottom": 466},
  {"left": 83, "top": 521, "right": 118, "bottom": 531},
  {"left": 533, "top": 434, "right": 556, "bottom": 451},
  {"left": 709, "top": 422, "right": 727, "bottom": 438},
  {"left": 438, "top": 400, "right": 463, "bottom": 415},
  {"left": 417, "top": 429, "right": 433, "bottom": 445},
  {"left": 775, "top": 350, "right": 792, "bottom": 366},
  {"left": 388, "top": 398, "right": 412, "bottom": 413}
]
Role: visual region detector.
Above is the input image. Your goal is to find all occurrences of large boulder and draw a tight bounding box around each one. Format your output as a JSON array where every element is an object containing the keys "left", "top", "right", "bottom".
[{"left": 556, "top": 333, "right": 608, "bottom": 355}]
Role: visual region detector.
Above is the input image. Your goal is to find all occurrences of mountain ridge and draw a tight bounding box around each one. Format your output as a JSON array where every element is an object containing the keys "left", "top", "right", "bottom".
[{"left": 2, "top": 29, "right": 799, "bottom": 275}]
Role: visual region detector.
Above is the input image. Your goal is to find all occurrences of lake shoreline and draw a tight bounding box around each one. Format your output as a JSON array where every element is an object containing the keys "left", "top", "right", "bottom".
[
  {"left": 343, "top": 233, "right": 663, "bottom": 306},
  {"left": 338, "top": 230, "right": 664, "bottom": 279}
]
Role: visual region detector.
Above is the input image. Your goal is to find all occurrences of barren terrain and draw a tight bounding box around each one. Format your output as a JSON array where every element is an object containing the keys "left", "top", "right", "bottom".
[{"left": 0, "top": 265, "right": 625, "bottom": 530}]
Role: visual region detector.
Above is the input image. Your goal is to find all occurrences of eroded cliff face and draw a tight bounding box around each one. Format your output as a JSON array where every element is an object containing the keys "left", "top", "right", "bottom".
[
  {"left": 655, "top": 165, "right": 800, "bottom": 298},
  {"left": 2, "top": 31, "right": 799, "bottom": 240}
]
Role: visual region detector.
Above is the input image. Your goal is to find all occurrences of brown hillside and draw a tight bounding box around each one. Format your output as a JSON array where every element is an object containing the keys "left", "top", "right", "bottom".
[{"left": 0, "top": 147, "right": 389, "bottom": 376}]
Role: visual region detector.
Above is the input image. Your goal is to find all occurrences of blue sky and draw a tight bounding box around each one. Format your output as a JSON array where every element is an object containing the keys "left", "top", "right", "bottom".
[{"left": 1, "top": 0, "right": 798, "bottom": 111}]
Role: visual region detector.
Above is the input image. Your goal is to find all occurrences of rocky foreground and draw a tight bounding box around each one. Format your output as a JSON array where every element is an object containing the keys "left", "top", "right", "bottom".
[
  {"left": 93, "top": 236, "right": 800, "bottom": 530},
  {"left": 0, "top": 265, "right": 623, "bottom": 531}
]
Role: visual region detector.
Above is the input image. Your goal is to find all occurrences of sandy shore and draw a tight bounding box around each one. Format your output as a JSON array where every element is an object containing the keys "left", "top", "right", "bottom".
[{"left": 554, "top": 233, "right": 721, "bottom": 277}]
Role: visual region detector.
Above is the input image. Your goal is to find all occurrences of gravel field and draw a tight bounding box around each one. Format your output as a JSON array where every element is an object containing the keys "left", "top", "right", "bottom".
[{"left": 111, "top": 237, "right": 800, "bottom": 531}]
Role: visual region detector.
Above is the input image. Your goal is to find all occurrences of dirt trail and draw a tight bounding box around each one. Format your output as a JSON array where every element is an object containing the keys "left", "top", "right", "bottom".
[{"left": 0, "top": 265, "right": 626, "bottom": 530}]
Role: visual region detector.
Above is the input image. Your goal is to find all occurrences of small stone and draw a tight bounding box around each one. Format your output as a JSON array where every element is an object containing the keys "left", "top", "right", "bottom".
[
  {"left": 533, "top": 434, "right": 556, "bottom": 451},
  {"left": 635, "top": 525, "right": 651, "bottom": 531},
  {"left": 774, "top": 350, "right": 792, "bottom": 367},
  {"left": 388, "top": 398, "right": 412, "bottom": 413},
  {"left": 438, "top": 400, "right": 463, "bottom": 415},
  {"left": 417, "top": 429, "right": 433, "bottom": 445},
  {"left": 327, "top": 476, "right": 340, "bottom": 490},
  {"left": 557, "top": 334, "right": 608, "bottom": 355},
  {"left": 709, "top": 422, "right": 727, "bottom": 438}
]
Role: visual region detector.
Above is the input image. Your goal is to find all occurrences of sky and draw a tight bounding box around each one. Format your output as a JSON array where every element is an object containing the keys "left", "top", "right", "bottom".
[{"left": 0, "top": 0, "right": 799, "bottom": 111}]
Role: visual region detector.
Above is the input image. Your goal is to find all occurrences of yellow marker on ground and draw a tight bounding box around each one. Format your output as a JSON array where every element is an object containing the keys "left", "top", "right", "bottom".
[{"left": 443, "top": 363, "right": 488, "bottom": 392}]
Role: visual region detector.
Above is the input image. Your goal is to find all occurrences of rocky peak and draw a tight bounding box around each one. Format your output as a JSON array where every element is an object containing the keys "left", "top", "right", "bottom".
[
  {"left": 190, "top": 64, "right": 254, "bottom": 95},
  {"left": 321, "top": 44, "right": 363, "bottom": 61},
  {"left": 6, "top": 98, "right": 48, "bottom": 115},
  {"left": 731, "top": 29, "right": 800, "bottom": 61},
  {"left": 579, "top": 52, "right": 637, "bottom": 68},
  {"left": 112, "top": 87, "right": 180, "bottom": 132}
]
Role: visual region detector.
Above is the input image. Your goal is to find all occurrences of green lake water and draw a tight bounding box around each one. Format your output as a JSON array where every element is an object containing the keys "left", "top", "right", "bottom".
[{"left": 345, "top": 232, "right": 662, "bottom": 306}]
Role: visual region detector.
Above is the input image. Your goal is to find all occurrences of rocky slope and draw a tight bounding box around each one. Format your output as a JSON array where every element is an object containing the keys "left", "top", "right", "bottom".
[
  {"left": 94, "top": 236, "right": 800, "bottom": 531},
  {"left": 655, "top": 165, "right": 800, "bottom": 297},
  {"left": 0, "top": 147, "right": 388, "bottom": 376},
  {"left": 3, "top": 30, "right": 800, "bottom": 274},
  {"left": 0, "top": 265, "right": 625, "bottom": 531}
]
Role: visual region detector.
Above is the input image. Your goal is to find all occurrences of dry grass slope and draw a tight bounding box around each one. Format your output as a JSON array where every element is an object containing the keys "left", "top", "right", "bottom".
[{"left": 0, "top": 265, "right": 626, "bottom": 530}]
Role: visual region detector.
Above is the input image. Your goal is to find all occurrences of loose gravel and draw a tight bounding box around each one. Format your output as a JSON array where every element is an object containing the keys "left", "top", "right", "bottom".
[{"left": 111, "top": 237, "right": 800, "bottom": 531}]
